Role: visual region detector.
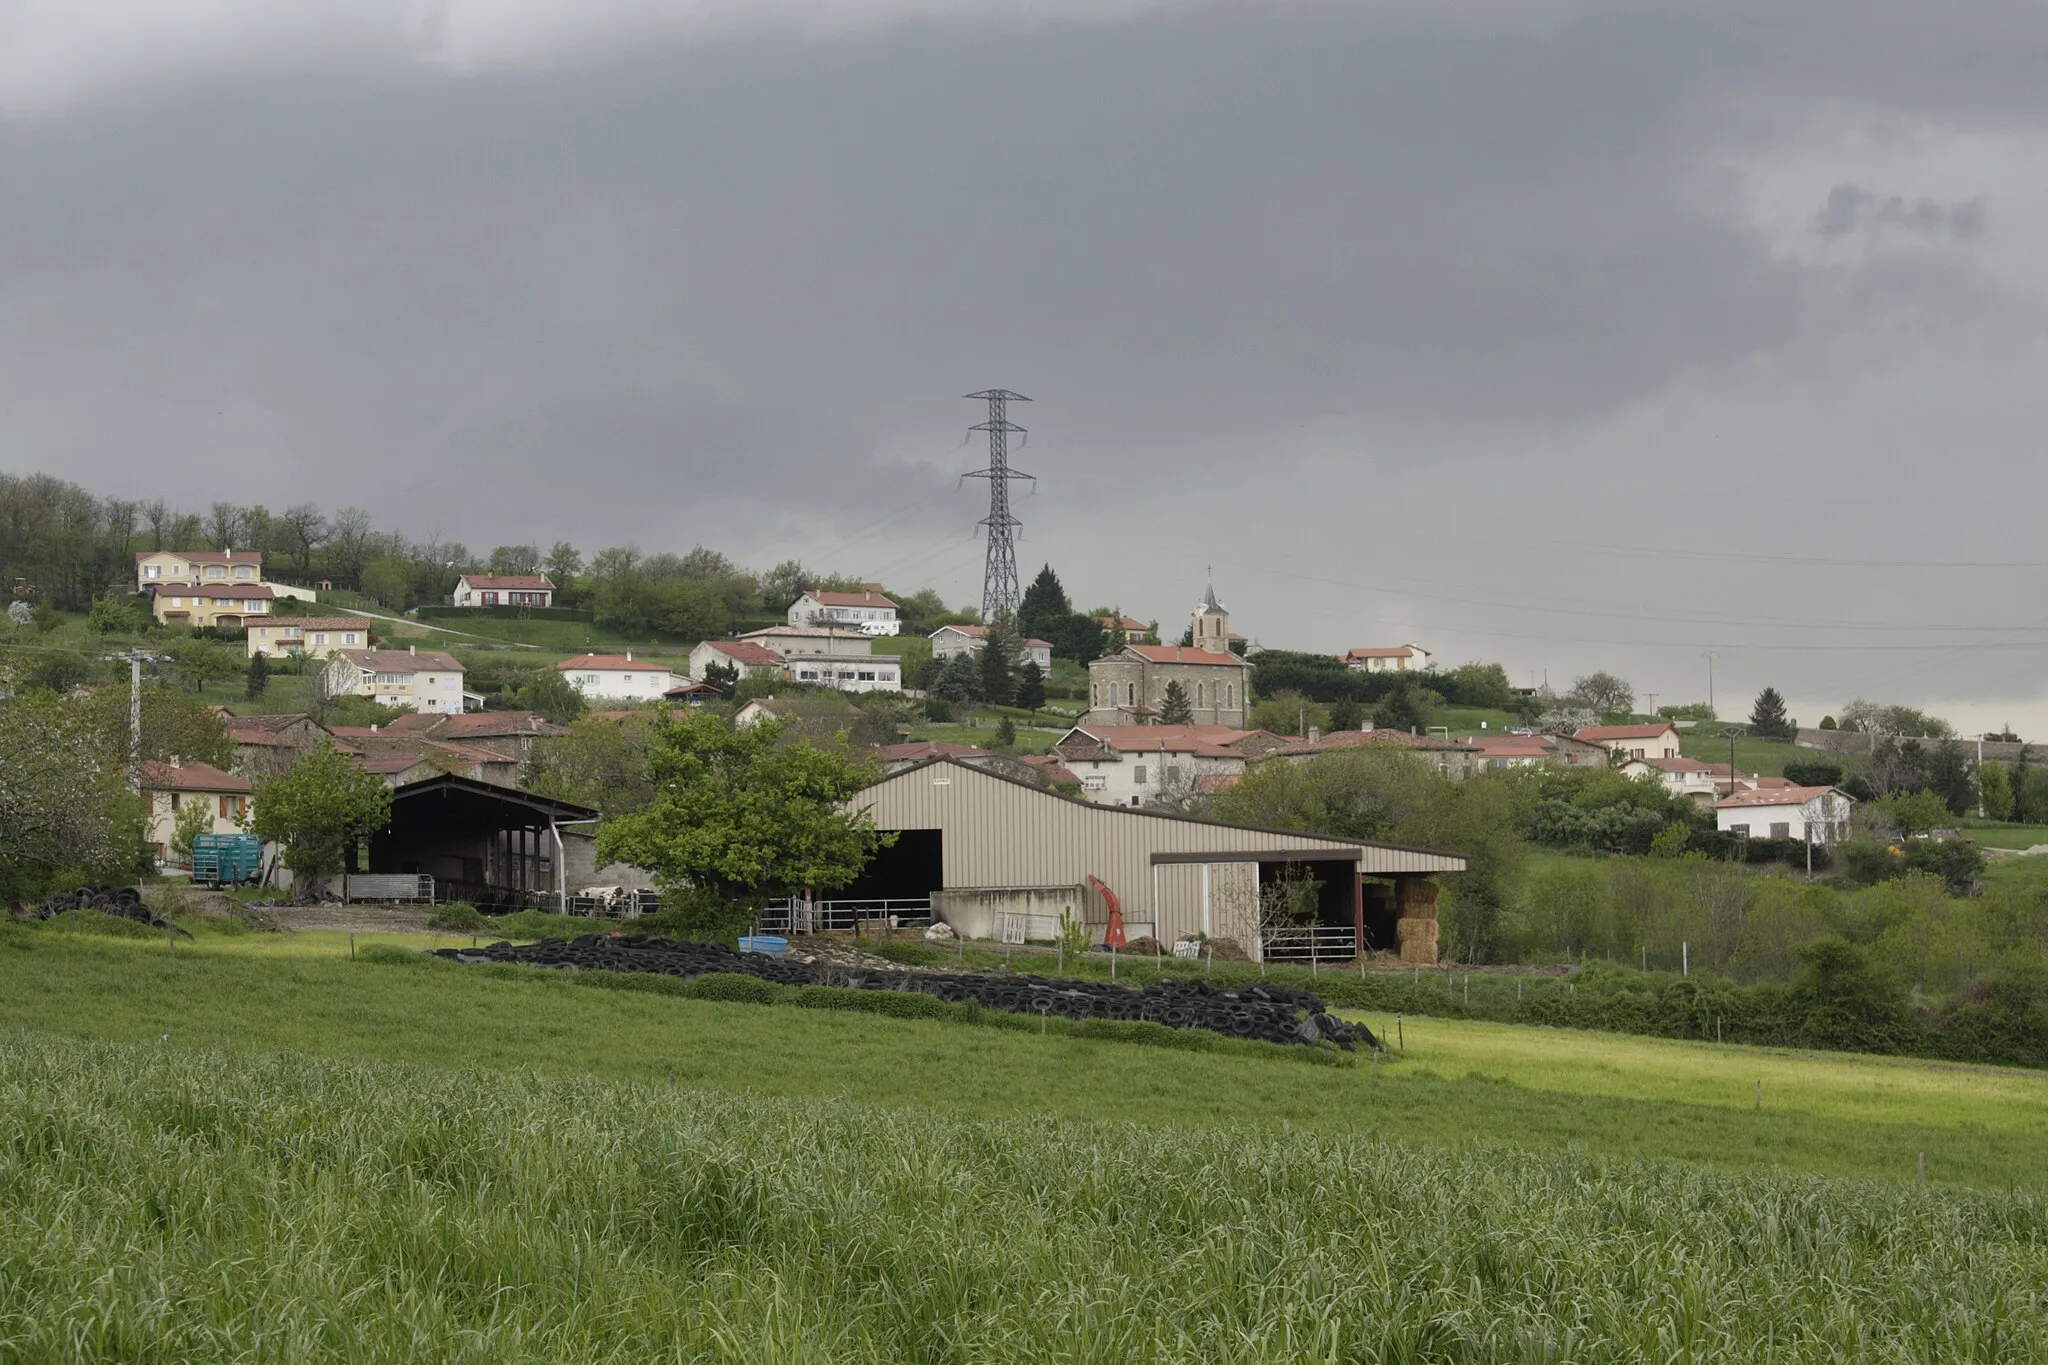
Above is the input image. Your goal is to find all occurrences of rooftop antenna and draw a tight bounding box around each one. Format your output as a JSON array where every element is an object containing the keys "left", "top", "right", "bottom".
[{"left": 962, "top": 389, "right": 1034, "bottom": 623}]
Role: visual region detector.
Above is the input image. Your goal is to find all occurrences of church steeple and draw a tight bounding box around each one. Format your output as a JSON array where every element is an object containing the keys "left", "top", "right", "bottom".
[{"left": 1192, "top": 571, "right": 1230, "bottom": 653}]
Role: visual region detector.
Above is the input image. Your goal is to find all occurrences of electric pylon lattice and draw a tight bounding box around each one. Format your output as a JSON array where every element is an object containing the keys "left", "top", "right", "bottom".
[{"left": 962, "top": 389, "right": 1035, "bottom": 623}]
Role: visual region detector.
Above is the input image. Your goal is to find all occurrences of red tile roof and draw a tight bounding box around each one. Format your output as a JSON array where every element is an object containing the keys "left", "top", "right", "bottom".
[
  {"left": 552, "top": 653, "right": 681, "bottom": 673},
  {"left": 256, "top": 617, "right": 367, "bottom": 632},
  {"left": 457, "top": 574, "right": 554, "bottom": 590},
  {"left": 333, "top": 648, "right": 464, "bottom": 673},
  {"left": 1055, "top": 724, "right": 1253, "bottom": 758},
  {"left": 877, "top": 740, "right": 987, "bottom": 764},
  {"left": 1714, "top": 785, "right": 1846, "bottom": 809},
  {"left": 701, "top": 640, "right": 788, "bottom": 668},
  {"left": 1096, "top": 615, "right": 1150, "bottom": 634},
  {"left": 1625, "top": 756, "right": 1716, "bottom": 773},
  {"left": 1277, "top": 729, "right": 1478, "bottom": 757},
  {"left": 807, "top": 590, "right": 897, "bottom": 608},
  {"left": 140, "top": 759, "right": 250, "bottom": 793},
  {"left": 136, "top": 550, "right": 261, "bottom": 564},
  {"left": 1576, "top": 724, "right": 1682, "bottom": 742},
  {"left": 381, "top": 710, "right": 560, "bottom": 738},
  {"left": 1121, "top": 645, "right": 1246, "bottom": 667},
  {"left": 1339, "top": 645, "right": 1421, "bottom": 662},
  {"left": 933, "top": 624, "right": 1052, "bottom": 647},
  {"left": 159, "top": 584, "right": 273, "bottom": 600}
]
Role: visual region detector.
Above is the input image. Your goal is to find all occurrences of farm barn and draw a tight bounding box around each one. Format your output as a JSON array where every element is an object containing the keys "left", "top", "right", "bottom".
[
  {"left": 361, "top": 774, "right": 597, "bottom": 911},
  {"left": 840, "top": 758, "right": 1465, "bottom": 963}
]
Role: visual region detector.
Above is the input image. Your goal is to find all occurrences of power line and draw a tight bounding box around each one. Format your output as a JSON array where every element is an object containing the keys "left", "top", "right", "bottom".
[{"left": 1553, "top": 541, "right": 2048, "bottom": 570}]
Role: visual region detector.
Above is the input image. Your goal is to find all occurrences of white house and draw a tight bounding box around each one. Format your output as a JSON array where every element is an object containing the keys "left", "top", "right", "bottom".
[
  {"left": 245, "top": 617, "right": 369, "bottom": 660},
  {"left": 1575, "top": 722, "right": 1684, "bottom": 760},
  {"left": 1339, "top": 644, "right": 1432, "bottom": 673},
  {"left": 688, "top": 639, "right": 789, "bottom": 683},
  {"left": 788, "top": 590, "right": 899, "bottom": 634},
  {"left": 140, "top": 758, "right": 253, "bottom": 864},
  {"left": 740, "top": 624, "right": 874, "bottom": 655},
  {"left": 1715, "top": 786, "right": 1854, "bottom": 844},
  {"left": 1049, "top": 724, "right": 1256, "bottom": 808},
  {"left": 452, "top": 574, "right": 554, "bottom": 608},
  {"left": 325, "top": 646, "right": 467, "bottom": 715},
  {"left": 784, "top": 653, "right": 903, "bottom": 694},
  {"left": 929, "top": 623, "right": 1054, "bottom": 673},
  {"left": 552, "top": 651, "right": 685, "bottom": 702},
  {"left": 135, "top": 549, "right": 263, "bottom": 591}
]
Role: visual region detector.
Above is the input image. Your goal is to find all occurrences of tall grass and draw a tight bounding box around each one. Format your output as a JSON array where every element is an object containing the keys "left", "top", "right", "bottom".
[{"left": 0, "top": 1034, "right": 2041, "bottom": 1362}]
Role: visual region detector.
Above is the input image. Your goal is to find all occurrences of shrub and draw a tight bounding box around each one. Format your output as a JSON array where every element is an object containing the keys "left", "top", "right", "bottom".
[
  {"left": 685, "top": 972, "right": 782, "bottom": 1005},
  {"left": 428, "top": 901, "right": 490, "bottom": 932}
]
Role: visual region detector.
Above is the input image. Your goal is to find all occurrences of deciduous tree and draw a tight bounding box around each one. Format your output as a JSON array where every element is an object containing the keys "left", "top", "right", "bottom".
[
  {"left": 251, "top": 741, "right": 393, "bottom": 890},
  {"left": 594, "top": 711, "right": 889, "bottom": 936},
  {"left": 1568, "top": 671, "right": 1635, "bottom": 719}
]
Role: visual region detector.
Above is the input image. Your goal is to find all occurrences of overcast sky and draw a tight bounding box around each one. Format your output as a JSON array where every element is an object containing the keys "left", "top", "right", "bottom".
[{"left": 5, "top": 0, "right": 2048, "bottom": 732}]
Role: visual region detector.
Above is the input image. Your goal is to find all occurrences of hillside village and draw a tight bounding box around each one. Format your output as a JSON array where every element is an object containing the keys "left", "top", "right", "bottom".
[{"left": 4, "top": 475, "right": 2038, "bottom": 984}]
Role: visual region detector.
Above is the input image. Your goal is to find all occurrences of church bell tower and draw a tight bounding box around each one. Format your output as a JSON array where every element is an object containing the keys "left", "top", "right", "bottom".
[{"left": 1193, "top": 577, "right": 1230, "bottom": 654}]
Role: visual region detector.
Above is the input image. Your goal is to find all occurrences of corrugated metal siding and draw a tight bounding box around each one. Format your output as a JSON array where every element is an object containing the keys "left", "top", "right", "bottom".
[{"left": 850, "top": 761, "right": 1464, "bottom": 929}]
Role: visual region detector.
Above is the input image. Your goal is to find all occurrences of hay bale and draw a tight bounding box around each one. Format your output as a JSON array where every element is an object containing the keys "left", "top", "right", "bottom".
[
  {"left": 1395, "top": 917, "right": 1440, "bottom": 944},
  {"left": 1398, "top": 936, "right": 1438, "bottom": 965},
  {"left": 1399, "top": 880, "right": 1441, "bottom": 919}
]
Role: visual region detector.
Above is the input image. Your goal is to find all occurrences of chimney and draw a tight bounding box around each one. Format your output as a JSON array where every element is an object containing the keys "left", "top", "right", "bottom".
[
  {"left": 371, "top": 724, "right": 379, "bottom": 733},
  {"left": 1307, "top": 727, "right": 1321, "bottom": 744},
  {"left": 626, "top": 650, "right": 632, "bottom": 662},
  {"left": 169, "top": 755, "right": 181, "bottom": 769},
  {"left": 409, "top": 644, "right": 416, "bottom": 655}
]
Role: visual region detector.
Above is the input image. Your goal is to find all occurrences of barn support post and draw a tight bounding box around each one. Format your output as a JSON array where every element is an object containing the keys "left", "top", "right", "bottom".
[{"left": 1352, "top": 872, "right": 1365, "bottom": 959}]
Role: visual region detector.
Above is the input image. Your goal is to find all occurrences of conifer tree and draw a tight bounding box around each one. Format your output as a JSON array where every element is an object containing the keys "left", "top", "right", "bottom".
[
  {"left": 1158, "top": 680, "right": 1194, "bottom": 725},
  {"left": 1749, "top": 686, "right": 1794, "bottom": 740}
]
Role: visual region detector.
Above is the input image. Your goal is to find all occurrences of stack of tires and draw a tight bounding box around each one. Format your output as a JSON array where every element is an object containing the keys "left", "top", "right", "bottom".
[{"left": 435, "top": 935, "right": 1374, "bottom": 1050}]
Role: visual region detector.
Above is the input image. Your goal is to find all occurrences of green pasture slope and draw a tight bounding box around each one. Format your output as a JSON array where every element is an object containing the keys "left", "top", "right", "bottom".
[{"left": 2, "top": 925, "right": 2045, "bottom": 1360}]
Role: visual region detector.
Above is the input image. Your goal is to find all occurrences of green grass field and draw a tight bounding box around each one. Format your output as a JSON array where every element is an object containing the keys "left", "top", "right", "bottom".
[
  {"left": 4, "top": 925, "right": 2044, "bottom": 1190},
  {"left": 5, "top": 923, "right": 2047, "bottom": 1359},
  {"left": 1679, "top": 731, "right": 1796, "bottom": 778},
  {"left": 1959, "top": 822, "right": 2048, "bottom": 850}
]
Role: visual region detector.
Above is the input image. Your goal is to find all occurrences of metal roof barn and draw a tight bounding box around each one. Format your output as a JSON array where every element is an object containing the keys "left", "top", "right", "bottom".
[{"left": 844, "top": 758, "right": 1466, "bottom": 960}]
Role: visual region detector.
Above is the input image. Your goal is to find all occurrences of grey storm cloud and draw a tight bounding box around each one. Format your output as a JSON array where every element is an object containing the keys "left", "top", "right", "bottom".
[
  {"left": 1818, "top": 184, "right": 1989, "bottom": 242},
  {"left": 4, "top": 0, "right": 2048, "bottom": 726}
]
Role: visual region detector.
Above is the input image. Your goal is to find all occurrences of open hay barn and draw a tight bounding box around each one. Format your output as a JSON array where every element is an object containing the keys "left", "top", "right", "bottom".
[{"left": 844, "top": 758, "right": 1466, "bottom": 961}]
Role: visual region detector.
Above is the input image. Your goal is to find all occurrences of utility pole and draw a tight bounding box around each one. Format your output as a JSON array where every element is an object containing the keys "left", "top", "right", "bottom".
[
  {"left": 962, "top": 390, "right": 1035, "bottom": 624},
  {"left": 129, "top": 653, "right": 143, "bottom": 793},
  {"left": 1644, "top": 692, "right": 1658, "bottom": 719},
  {"left": 1700, "top": 651, "right": 1720, "bottom": 719}
]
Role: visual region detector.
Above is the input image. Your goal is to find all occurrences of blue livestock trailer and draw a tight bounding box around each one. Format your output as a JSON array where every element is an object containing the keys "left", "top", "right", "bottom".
[{"left": 190, "top": 833, "right": 263, "bottom": 888}]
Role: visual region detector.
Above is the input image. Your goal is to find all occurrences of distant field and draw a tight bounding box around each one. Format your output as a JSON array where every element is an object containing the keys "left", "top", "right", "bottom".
[
  {"left": 1679, "top": 731, "right": 1796, "bottom": 778},
  {"left": 1436, "top": 706, "right": 1517, "bottom": 737},
  {"left": 1959, "top": 823, "right": 2048, "bottom": 850}
]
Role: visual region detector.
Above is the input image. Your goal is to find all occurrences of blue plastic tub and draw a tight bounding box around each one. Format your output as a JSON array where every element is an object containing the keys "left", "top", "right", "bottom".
[{"left": 738, "top": 935, "right": 788, "bottom": 957}]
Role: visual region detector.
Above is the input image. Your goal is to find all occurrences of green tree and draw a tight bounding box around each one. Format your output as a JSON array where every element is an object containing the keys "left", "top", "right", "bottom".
[
  {"left": 1785, "top": 936, "right": 1918, "bottom": 1053},
  {"left": 931, "top": 653, "right": 983, "bottom": 704},
  {"left": 78, "top": 685, "right": 234, "bottom": 769},
  {"left": 1872, "top": 788, "right": 1952, "bottom": 835},
  {"left": 701, "top": 660, "right": 740, "bottom": 696},
  {"left": 978, "top": 616, "right": 1020, "bottom": 707},
  {"left": 168, "top": 799, "right": 213, "bottom": 867},
  {"left": 1925, "top": 738, "right": 1976, "bottom": 815},
  {"left": 1375, "top": 682, "right": 1444, "bottom": 735},
  {"left": 1748, "top": 686, "right": 1795, "bottom": 739},
  {"left": 251, "top": 741, "right": 392, "bottom": 891},
  {"left": 1047, "top": 612, "right": 1108, "bottom": 665},
  {"left": 516, "top": 668, "right": 588, "bottom": 725},
  {"left": 1818, "top": 715, "right": 1838, "bottom": 730},
  {"left": 1781, "top": 756, "right": 1844, "bottom": 788},
  {"left": 1017, "top": 564, "right": 1071, "bottom": 641},
  {"left": 0, "top": 691, "right": 146, "bottom": 905},
  {"left": 993, "top": 716, "right": 1017, "bottom": 750},
  {"left": 1568, "top": 671, "right": 1635, "bottom": 719},
  {"left": 1979, "top": 760, "right": 2014, "bottom": 822},
  {"left": 1014, "top": 660, "right": 1046, "bottom": 713},
  {"left": 594, "top": 711, "right": 889, "bottom": 938},
  {"left": 1440, "top": 662, "right": 1513, "bottom": 710},
  {"left": 522, "top": 712, "right": 659, "bottom": 819},
  {"left": 245, "top": 651, "right": 269, "bottom": 701},
  {"left": 166, "top": 639, "right": 241, "bottom": 694},
  {"left": 360, "top": 555, "right": 411, "bottom": 610},
  {"left": 86, "top": 593, "right": 140, "bottom": 634},
  {"left": 1158, "top": 680, "right": 1194, "bottom": 725},
  {"left": 1250, "top": 690, "right": 1329, "bottom": 737}
]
